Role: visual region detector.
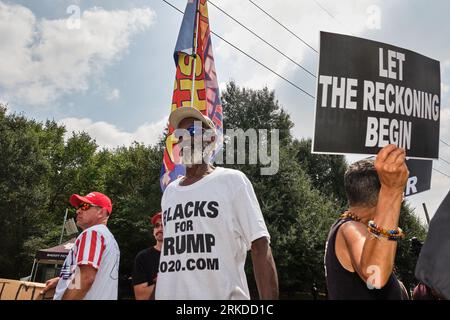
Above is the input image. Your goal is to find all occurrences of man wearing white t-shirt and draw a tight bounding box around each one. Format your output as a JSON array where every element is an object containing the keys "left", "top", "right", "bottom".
[
  {"left": 156, "top": 107, "right": 279, "bottom": 300},
  {"left": 41, "top": 192, "right": 120, "bottom": 300}
]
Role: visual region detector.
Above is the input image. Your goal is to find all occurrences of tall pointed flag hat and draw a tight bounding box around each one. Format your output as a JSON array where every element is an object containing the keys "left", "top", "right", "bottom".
[{"left": 160, "top": 0, "right": 223, "bottom": 191}]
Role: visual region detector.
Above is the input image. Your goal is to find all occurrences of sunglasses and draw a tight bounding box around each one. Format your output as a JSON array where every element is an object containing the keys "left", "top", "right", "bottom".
[
  {"left": 177, "top": 125, "right": 205, "bottom": 144},
  {"left": 186, "top": 125, "right": 204, "bottom": 136},
  {"left": 76, "top": 203, "right": 102, "bottom": 211}
]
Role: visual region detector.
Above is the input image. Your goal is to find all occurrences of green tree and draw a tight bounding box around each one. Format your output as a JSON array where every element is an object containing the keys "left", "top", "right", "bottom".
[
  {"left": 45, "top": 132, "right": 106, "bottom": 225},
  {"left": 294, "top": 138, "right": 348, "bottom": 209},
  {"left": 222, "top": 81, "right": 293, "bottom": 144},
  {"left": 0, "top": 105, "right": 55, "bottom": 277}
]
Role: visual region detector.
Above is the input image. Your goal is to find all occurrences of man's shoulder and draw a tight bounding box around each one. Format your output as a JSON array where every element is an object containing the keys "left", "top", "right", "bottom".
[
  {"left": 135, "top": 247, "right": 151, "bottom": 259},
  {"left": 84, "top": 224, "right": 110, "bottom": 235},
  {"left": 213, "top": 167, "right": 248, "bottom": 182},
  {"left": 135, "top": 247, "right": 159, "bottom": 261},
  {"left": 209, "top": 167, "right": 254, "bottom": 197},
  {"left": 76, "top": 225, "right": 95, "bottom": 240},
  {"left": 214, "top": 166, "right": 243, "bottom": 175},
  {"left": 164, "top": 176, "right": 183, "bottom": 192},
  {"left": 338, "top": 220, "right": 368, "bottom": 241},
  {"left": 149, "top": 246, "right": 161, "bottom": 255},
  {"left": 83, "top": 224, "right": 117, "bottom": 245}
]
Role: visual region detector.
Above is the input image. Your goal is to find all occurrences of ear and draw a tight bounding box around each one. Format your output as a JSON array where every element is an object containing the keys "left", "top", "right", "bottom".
[
  {"left": 100, "top": 208, "right": 109, "bottom": 219},
  {"left": 203, "top": 134, "right": 216, "bottom": 145}
]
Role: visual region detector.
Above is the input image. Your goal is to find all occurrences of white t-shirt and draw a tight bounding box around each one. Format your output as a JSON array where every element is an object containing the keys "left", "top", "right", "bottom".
[
  {"left": 156, "top": 167, "right": 270, "bottom": 300},
  {"left": 53, "top": 224, "right": 120, "bottom": 300}
]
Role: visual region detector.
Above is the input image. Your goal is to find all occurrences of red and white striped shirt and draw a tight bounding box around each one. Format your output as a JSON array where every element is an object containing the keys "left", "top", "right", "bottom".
[
  {"left": 54, "top": 224, "right": 120, "bottom": 300},
  {"left": 74, "top": 228, "right": 106, "bottom": 269}
]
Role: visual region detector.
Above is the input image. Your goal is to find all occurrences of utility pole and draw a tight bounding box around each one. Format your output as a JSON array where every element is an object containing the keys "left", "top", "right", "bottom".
[{"left": 422, "top": 203, "right": 430, "bottom": 228}]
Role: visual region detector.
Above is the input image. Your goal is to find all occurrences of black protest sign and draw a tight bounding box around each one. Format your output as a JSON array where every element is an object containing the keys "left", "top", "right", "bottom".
[
  {"left": 404, "top": 159, "right": 432, "bottom": 197},
  {"left": 313, "top": 32, "right": 441, "bottom": 159},
  {"left": 415, "top": 190, "right": 450, "bottom": 299}
]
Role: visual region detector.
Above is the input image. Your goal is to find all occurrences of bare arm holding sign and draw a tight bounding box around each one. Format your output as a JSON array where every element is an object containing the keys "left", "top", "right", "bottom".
[{"left": 340, "top": 145, "right": 409, "bottom": 288}]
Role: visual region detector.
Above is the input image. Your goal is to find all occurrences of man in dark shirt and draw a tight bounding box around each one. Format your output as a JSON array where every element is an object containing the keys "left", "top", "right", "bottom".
[
  {"left": 132, "top": 212, "right": 163, "bottom": 300},
  {"left": 324, "top": 145, "right": 408, "bottom": 299}
]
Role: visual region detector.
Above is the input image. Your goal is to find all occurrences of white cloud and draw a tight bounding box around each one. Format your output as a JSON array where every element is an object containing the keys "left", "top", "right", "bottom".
[
  {"left": 218, "top": 81, "right": 227, "bottom": 93},
  {"left": 442, "top": 60, "right": 450, "bottom": 70},
  {"left": 106, "top": 88, "right": 120, "bottom": 101},
  {"left": 0, "top": 2, "right": 155, "bottom": 106},
  {"left": 442, "top": 83, "right": 449, "bottom": 93},
  {"left": 441, "top": 108, "right": 450, "bottom": 139},
  {"left": 59, "top": 116, "right": 168, "bottom": 149}
]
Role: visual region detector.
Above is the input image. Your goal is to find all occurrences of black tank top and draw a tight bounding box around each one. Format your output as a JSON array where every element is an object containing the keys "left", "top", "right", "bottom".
[{"left": 325, "top": 218, "right": 402, "bottom": 300}]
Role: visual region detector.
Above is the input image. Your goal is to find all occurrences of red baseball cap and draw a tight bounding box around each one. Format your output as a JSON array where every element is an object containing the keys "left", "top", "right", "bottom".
[
  {"left": 151, "top": 212, "right": 162, "bottom": 225},
  {"left": 70, "top": 192, "right": 113, "bottom": 214}
]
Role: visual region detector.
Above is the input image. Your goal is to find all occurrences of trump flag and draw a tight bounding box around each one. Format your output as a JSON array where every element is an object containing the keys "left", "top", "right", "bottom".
[{"left": 160, "top": 0, "right": 223, "bottom": 191}]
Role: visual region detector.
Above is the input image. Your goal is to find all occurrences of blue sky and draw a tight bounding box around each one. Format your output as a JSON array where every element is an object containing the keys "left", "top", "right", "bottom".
[{"left": 1, "top": 0, "right": 450, "bottom": 222}]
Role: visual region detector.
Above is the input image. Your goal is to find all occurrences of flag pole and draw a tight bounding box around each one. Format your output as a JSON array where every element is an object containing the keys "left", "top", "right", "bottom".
[
  {"left": 53, "top": 207, "right": 69, "bottom": 278},
  {"left": 190, "top": 0, "right": 200, "bottom": 108},
  {"left": 422, "top": 203, "right": 430, "bottom": 228},
  {"left": 59, "top": 208, "right": 69, "bottom": 245}
]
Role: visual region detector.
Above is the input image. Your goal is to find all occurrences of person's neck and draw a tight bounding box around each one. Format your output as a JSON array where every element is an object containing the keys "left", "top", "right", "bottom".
[
  {"left": 181, "top": 164, "right": 214, "bottom": 185},
  {"left": 82, "top": 220, "right": 108, "bottom": 230},
  {"left": 347, "top": 205, "right": 376, "bottom": 224},
  {"left": 154, "top": 241, "right": 162, "bottom": 251}
]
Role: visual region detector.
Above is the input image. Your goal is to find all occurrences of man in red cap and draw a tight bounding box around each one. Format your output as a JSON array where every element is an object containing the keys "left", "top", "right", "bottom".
[
  {"left": 41, "top": 192, "right": 120, "bottom": 300},
  {"left": 132, "top": 212, "right": 163, "bottom": 300}
]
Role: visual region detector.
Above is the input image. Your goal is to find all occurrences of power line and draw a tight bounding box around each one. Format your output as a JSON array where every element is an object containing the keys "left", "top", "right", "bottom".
[
  {"left": 312, "top": 0, "right": 336, "bottom": 20},
  {"left": 161, "top": 0, "right": 316, "bottom": 99},
  {"left": 439, "top": 140, "right": 450, "bottom": 169},
  {"left": 441, "top": 139, "right": 450, "bottom": 148},
  {"left": 247, "top": 0, "right": 319, "bottom": 54},
  {"left": 209, "top": 1, "right": 316, "bottom": 78},
  {"left": 433, "top": 167, "right": 450, "bottom": 179},
  {"left": 161, "top": 0, "right": 183, "bottom": 16},
  {"left": 439, "top": 157, "right": 450, "bottom": 166},
  {"left": 312, "top": 0, "right": 355, "bottom": 36},
  {"left": 212, "top": 32, "right": 316, "bottom": 99}
]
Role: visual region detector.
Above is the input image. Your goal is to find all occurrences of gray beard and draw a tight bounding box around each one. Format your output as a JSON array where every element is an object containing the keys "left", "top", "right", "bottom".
[{"left": 181, "top": 145, "right": 213, "bottom": 167}]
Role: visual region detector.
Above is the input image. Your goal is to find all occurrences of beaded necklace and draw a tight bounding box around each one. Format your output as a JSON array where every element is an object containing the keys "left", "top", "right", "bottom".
[
  {"left": 340, "top": 211, "right": 405, "bottom": 241},
  {"left": 339, "top": 211, "right": 364, "bottom": 224}
]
